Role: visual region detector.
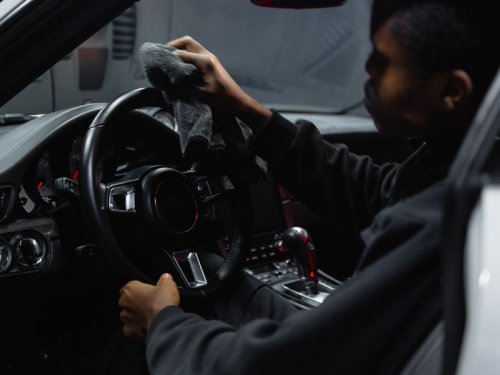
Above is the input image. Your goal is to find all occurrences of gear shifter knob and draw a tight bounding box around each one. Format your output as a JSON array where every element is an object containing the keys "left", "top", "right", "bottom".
[{"left": 281, "top": 227, "right": 319, "bottom": 295}]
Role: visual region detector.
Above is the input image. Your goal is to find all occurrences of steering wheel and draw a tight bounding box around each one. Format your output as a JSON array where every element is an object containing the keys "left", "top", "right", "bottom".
[{"left": 79, "top": 87, "right": 250, "bottom": 299}]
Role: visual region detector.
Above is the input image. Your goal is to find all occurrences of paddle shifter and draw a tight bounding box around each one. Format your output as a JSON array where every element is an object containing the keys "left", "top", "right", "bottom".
[{"left": 280, "top": 227, "right": 319, "bottom": 295}]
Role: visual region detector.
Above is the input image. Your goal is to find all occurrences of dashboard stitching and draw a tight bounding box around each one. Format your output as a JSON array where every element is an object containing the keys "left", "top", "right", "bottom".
[{"left": 0, "top": 104, "right": 99, "bottom": 162}]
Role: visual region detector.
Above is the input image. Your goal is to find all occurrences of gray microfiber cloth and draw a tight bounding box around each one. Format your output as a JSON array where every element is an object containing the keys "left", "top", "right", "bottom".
[
  {"left": 139, "top": 42, "right": 224, "bottom": 159},
  {"left": 139, "top": 42, "right": 264, "bottom": 183}
]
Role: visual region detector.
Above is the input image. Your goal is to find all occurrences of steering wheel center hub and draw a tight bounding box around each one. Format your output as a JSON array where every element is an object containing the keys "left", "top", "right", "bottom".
[
  {"left": 154, "top": 178, "right": 198, "bottom": 233},
  {"left": 140, "top": 167, "right": 199, "bottom": 237},
  {"left": 80, "top": 87, "right": 248, "bottom": 296}
]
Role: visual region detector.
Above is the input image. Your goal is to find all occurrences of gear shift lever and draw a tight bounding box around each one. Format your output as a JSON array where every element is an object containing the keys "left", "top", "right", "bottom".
[{"left": 280, "top": 227, "right": 319, "bottom": 295}]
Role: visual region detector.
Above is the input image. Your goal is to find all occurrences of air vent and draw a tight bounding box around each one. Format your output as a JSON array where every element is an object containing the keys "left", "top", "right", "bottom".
[{"left": 112, "top": 5, "right": 137, "bottom": 60}]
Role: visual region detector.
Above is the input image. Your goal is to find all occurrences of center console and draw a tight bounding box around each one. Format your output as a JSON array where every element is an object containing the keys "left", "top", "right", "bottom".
[
  {"left": 243, "top": 177, "right": 341, "bottom": 309},
  {"left": 245, "top": 260, "right": 341, "bottom": 309}
]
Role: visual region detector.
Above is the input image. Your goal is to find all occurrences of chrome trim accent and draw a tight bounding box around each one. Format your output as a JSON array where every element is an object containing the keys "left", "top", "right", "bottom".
[
  {"left": 12, "top": 234, "right": 46, "bottom": 268},
  {"left": 281, "top": 279, "right": 334, "bottom": 307},
  {"left": 173, "top": 250, "right": 207, "bottom": 288},
  {"left": 108, "top": 185, "right": 136, "bottom": 213}
]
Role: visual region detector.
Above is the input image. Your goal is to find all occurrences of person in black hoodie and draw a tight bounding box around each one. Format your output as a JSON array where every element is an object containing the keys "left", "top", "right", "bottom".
[{"left": 118, "top": 1, "right": 500, "bottom": 373}]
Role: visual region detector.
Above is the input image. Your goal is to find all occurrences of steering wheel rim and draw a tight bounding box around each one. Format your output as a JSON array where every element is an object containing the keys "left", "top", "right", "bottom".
[{"left": 80, "top": 87, "right": 250, "bottom": 299}]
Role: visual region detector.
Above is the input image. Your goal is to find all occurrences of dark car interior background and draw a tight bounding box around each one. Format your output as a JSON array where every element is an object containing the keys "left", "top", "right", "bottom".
[{"left": 2, "top": 0, "right": 495, "bottom": 373}]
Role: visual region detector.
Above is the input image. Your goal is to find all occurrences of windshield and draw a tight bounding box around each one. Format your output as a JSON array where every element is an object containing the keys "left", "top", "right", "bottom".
[{"left": 0, "top": 0, "right": 372, "bottom": 115}]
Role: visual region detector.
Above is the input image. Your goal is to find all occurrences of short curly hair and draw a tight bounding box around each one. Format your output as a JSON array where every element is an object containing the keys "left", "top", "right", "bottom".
[{"left": 371, "top": 0, "right": 500, "bottom": 95}]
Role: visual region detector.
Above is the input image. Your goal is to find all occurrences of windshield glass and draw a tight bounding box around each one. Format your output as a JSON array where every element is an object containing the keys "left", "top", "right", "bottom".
[{"left": 0, "top": 0, "right": 372, "bottom": 115}]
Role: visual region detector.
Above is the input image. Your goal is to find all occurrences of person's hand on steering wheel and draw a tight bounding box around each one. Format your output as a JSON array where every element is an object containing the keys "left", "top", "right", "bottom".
[
  {"left": 169, "top": 36, "right": 272, "bottom": 130},
  {"left": 119, "top": 273, "right": 180, "bottom": 341}
]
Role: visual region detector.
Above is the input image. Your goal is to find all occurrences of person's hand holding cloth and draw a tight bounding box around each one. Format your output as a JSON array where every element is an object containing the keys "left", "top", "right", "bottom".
[
  {"left": 119, "top": 36, "right": 272, "bottom": 342},
  {"left": 139, "top": 37, "right": 269, "bottom": 180}
]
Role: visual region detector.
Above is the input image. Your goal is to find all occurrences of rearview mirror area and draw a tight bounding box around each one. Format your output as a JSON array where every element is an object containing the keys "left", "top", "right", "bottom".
[{"left": 251, "top": 0, "right": 348, "bottom": 9}]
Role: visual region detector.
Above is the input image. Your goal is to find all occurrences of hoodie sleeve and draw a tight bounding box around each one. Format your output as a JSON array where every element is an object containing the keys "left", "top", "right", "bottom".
[
  {"left": 249, "top": 111, "right": 400, "bottom": 232},
  {"left": 145, "top": 190, "right": 442, "bottom": 375}
]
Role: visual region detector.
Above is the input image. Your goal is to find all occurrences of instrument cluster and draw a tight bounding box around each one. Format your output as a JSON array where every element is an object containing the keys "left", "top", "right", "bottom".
[
  {"left": 14, "top": 125, "right": 163, "bottom": 219},
  {"left": 17, "top": 136, "right": 84, "bottom": 218}
]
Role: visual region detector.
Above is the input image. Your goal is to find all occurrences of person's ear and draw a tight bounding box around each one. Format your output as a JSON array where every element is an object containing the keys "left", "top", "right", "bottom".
[{"left": 442, "top": 70, "right": 473, "bottom": 111}]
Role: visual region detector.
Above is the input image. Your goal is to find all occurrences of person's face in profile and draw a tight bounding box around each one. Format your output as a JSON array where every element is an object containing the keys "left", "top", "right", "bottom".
[{"left": 363, "top": 16, "right": 449, "bottom": 138}]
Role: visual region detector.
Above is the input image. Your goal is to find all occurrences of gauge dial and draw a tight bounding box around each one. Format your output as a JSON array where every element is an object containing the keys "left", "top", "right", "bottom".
[
  {"left": 36, "top": 154, "right": 57, "bottom": 207},
  {"left": 18, "top": 185, "right": 37, "bottom": 215}
]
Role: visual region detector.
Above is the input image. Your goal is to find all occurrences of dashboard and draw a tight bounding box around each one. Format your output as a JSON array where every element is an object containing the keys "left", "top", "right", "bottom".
[
  {"left": 0, "top": 102, "right": 307, "bottom": 375},
  {"left": 0, "top": 100, "right": 392, "bottom": 374},
  {"left": 17, "top": 140, "right": 80, "bottom": 216},
  {"left": 0, "top": 105, "right": 104, "bottom": 278},
  {"left": 0, "top": 104, "right": 289, "bottom": 282},
  {"left": 0, "top": 101, "right": 391, "bottom": 323},
  {"left": 0, "top": 105, "right": 172, "bottom": 276}
]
